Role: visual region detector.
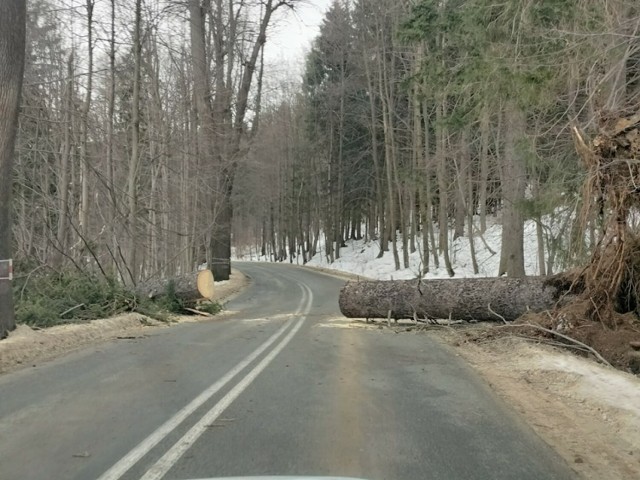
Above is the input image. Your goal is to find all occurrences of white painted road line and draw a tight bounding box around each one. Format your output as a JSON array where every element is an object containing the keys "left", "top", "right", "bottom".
[
  {"left": 96, "top": 284, "right": 310, "bottom": 480},
  {"left": 139, "top": 283, "right": 314, "bottom": 480}
]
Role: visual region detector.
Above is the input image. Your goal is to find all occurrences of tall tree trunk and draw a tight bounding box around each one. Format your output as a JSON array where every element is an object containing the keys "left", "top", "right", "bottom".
[
  {"left": 453, "top": 133, "right": 466, "bottom": 241},
  {"left": 335, "top": 61, "right": 346, "bottom": 260},
  {"left": 478, "top": 102, "right": 490, "bottom": 234},
  {"left": 377, "top": 30, "right": 400, "bottom": 271},
  {"left": 251, "top": 44, "right": 265, "bottom": 138},
  {"left": 106, "top": 0, "right": 117, "bottom": 277},
  {"left": 0, "top": 0, "right": 26, "bottom": 338},
  {"left": 126, "top": 0, "right": 142, "bottom": 284},
  {"left": 210, "top": 0, "right": 283, "bottom": 281},
  {"left": 498, "top": 100, "right": 526, "bottom": 277},
  {"left": 189, "top": 0, "right": 217, "bottom": 274},
  {"left": 436, "top": 99, "right": 454, "bottom": 276},
  {"left": 461, "top": 129, "right": 479, "bottom": 274},
  {"left": 54, "top": 53, "right": 74, "bottom": 267},
  {"left": 533, "top": 179, "right": 546, "bottom": 276},
  {"left": 362, "top": 44, "right": 386, "bottom": 256},
  {"left": 79, "top": 0, "right": 94, "bottom": 244},
  {"left": 383, "top": 53, "right": 408, "bottom": 270},
  {"left": 423, "top": 100, "right": 439, "bottom": 271},
  {"left": 411, "top": 76, "right": 422, "bottom": 259}
]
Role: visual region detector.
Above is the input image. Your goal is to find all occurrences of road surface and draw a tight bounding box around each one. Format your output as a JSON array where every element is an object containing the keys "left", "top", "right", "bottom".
[{"left": 0, "top": 262, "right": 575, "bottom": 480}]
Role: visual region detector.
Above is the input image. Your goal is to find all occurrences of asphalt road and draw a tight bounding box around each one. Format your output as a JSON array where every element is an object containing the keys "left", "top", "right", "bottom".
[{"left": 0, "top": 262, "right": 576, "bottom": 480}]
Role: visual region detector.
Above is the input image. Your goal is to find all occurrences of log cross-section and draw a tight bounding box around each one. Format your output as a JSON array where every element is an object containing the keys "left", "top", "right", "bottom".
[{"left": 339, "top": 277, "right": 565, "bottom": 322}]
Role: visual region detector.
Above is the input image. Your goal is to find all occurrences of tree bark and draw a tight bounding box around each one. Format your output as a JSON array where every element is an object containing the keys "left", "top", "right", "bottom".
[
  {"left": 461, "top": 129, "right": 479, "bottom": 274},
  {"left": 54, "top": 53, "right": 74, "bottom": 267},
  {"left": 478, "top": 101, "right": 490, "bottom": 234},
  {"left": 423, "top": 99, "right": 439, "bottom": 271},
  {"left": 79, "top": 0, "right": 94, "bottom": 243},
  {"left": 377, "top": 29, "right": 400, "bottom": 271},
  {"left": 126, "top": 0, "right": 142, "bottom": 284},
  {"left": 498, "top": 100, "right": 526, "bottom": 277},
  {"left": 362, "top": 43, "right": 386, "bottom": 256},
  {"left": 0, "top": 0, "right": 26, "bottom": 338},
  {"left": 436, "top": 99, "right": 454, "bottom": 276},
  {"left": 208, "top": 0, "right": 287, "bottom": 281},
  {"left": 339, "top": 277, "right": 565, "bottom": 322}
]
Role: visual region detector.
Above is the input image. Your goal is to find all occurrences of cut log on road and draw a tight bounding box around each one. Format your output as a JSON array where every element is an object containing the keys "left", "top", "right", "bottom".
[
  {"left": 339, "top": 277, "right": 567, "bottom": 322},
  {"left": 137, "top": 270, "right": 215, "bottom": 303}
]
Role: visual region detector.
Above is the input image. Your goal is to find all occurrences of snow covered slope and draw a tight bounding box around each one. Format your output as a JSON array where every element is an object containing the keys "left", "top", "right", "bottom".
[
  {"left": 235, "top": 218, "right": 546, "bottom": 280},
  {"left": 305, "top": 221, "right": 543, "bottom": 280}
]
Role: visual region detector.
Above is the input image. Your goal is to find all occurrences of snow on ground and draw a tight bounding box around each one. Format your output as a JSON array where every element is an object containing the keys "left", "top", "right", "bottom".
[
  {"left": 235, "top": 217, "right": 545, "bottom": 280},
  {"left": 534, "top": 351, "right": 640, "bottom": 419}
]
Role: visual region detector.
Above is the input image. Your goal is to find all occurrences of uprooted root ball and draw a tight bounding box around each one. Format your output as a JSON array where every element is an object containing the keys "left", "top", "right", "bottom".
[{"left": 570, "top": 111, "right": 640, "bottom": 325}]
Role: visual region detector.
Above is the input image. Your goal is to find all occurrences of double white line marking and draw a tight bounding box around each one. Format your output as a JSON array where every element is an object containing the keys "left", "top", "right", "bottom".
[{"left": 98, "top": 282, "right": 313, "bottom": 480}]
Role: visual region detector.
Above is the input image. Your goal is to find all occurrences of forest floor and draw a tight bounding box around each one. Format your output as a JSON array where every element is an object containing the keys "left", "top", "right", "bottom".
[
  {"left": 320, "top": 316, "right": 640, "bottom": 479},
  {"left": 0, "top": 269, "right": 249, "bottom": 375}
]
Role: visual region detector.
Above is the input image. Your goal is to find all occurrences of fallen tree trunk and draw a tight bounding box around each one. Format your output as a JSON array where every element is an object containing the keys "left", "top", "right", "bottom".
[
  {"left": 339, "top": 277, "right": 567, "bottom": 322},
  {"left": 136, "top": 270, "right": 215, "bottom": 304}
]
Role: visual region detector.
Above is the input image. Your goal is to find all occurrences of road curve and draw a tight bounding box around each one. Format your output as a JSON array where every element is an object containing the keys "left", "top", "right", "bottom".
[{"left": 0, "top": 262, "right": 576, "bottom": 480}]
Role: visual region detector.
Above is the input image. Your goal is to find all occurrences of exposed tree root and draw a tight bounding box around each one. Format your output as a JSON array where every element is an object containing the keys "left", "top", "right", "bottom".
[{"left": 525, "top": 111, "right": 640, "bottom": 372}]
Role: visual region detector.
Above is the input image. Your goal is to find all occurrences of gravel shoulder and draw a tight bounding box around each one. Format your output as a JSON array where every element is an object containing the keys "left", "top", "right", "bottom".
[{"left": 0, "top": 269, "right": 250, "bottom": 374}]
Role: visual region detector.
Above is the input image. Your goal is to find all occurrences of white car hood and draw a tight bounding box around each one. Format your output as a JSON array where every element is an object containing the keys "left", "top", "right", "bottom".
[{"left": 188, "top": 477, "right": 367, "bottom": 480}]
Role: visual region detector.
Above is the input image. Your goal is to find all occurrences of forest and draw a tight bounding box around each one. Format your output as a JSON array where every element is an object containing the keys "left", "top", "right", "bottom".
[
  {"left": 1, "top": 0, "right": 640, "bottom": 339},
  {"left": 240, "top": 0, "right": 639, "bottom": 278}
]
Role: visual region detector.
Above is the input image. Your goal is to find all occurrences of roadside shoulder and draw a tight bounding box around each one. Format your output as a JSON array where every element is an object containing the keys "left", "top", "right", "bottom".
[
  {"left": 432, "top": 327, "right": 640, "bottom": 480},
  {"left": 0, "top": 269, "right": 250, "bottom": 375}
]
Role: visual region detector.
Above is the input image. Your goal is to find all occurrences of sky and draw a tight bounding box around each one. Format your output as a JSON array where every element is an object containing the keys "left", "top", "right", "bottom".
[{"left": 263, "top": 0, "right": 333, "bottom": 75}]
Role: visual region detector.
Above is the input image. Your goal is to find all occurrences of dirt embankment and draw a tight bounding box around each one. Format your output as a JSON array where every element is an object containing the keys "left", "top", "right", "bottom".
[{"left": 0, "top": 269, "right": 249, "bottom": 374}]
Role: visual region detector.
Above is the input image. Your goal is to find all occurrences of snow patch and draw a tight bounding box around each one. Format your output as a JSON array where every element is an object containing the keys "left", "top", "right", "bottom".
[
  {"left": 534, "top": 353, "right": 640, "bottom": 418},
  {"left": 235, "top": 217, "right": 553, "bottom": 280}
]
